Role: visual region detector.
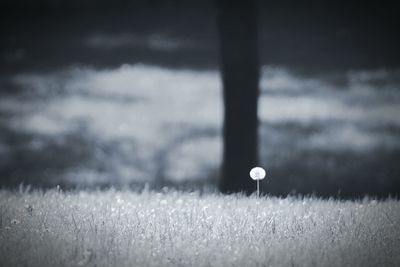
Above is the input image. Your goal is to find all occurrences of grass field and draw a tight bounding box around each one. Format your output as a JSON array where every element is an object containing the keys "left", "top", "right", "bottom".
[{"left": 0, "top": 188, "right": 399, "bottom": 267}]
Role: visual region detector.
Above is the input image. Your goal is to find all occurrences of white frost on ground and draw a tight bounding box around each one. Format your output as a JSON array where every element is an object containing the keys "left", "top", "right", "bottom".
[{"left": 0, "top": 189, "right": 399, "bottom": 267}]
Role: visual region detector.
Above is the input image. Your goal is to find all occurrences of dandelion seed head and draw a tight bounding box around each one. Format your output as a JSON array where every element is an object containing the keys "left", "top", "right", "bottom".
[{"left": 250, "top": 167, "right": 266, "bottom": 180}]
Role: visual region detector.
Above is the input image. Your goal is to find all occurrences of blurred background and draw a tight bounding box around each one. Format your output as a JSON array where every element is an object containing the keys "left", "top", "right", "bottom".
[{"left": 0, "top": 0, "right": 399, "bottom": 197}]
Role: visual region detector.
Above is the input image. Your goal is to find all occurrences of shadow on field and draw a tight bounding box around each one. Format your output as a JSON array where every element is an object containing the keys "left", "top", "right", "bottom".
[{"left": 264, "top": 148, "right": 400, "bottom": 198}]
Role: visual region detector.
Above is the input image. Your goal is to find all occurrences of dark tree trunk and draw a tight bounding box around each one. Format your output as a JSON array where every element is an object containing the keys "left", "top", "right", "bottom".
[{"left": 217, "top": 0, "right": 260, "bottom": 194}]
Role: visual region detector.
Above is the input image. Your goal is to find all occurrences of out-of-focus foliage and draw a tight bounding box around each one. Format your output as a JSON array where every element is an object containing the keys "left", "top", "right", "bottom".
[{"left": 1, "top": 65, "right": 399, "bottom": 196}]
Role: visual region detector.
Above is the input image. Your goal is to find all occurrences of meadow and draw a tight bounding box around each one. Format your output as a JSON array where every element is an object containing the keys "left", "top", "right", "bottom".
[{"left": 1, "top": 188, "right": 399, "bottom": 267}]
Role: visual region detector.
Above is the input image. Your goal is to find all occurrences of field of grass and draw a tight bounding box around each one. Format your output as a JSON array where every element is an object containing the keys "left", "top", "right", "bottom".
[{"left": 0, "top": 188, "right": 399, "bottom": 267}]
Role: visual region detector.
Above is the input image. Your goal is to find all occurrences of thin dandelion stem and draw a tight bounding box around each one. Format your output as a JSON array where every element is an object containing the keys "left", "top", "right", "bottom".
[{"left": 257, "top": 179, "right": 260, "bottom": 198}]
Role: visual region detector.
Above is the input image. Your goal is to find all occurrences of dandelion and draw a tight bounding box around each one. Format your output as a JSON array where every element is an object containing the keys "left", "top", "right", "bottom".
[{"left": 249, "top": 167, "right": 266, "bottom": 198}]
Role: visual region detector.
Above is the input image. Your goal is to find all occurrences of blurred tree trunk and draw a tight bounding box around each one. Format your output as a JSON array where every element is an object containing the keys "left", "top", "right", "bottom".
[{"left": 217, "top": 0, "right": 260, "bottom": 194}]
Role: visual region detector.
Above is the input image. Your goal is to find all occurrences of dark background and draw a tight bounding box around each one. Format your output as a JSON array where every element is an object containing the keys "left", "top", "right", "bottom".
[
  {"left": 2, "top": 0, "right": 400, "bottom": 73},
  {"left": 1, "top": 0, "right": 400, "bottom": 197}
]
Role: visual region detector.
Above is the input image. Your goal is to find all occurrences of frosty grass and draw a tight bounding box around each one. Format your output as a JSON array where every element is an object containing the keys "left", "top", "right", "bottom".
[{"left": 1, "top": 188, "right": 399, "bottom": 267}]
